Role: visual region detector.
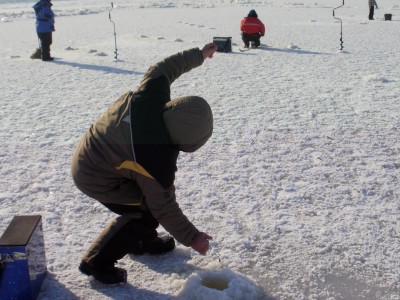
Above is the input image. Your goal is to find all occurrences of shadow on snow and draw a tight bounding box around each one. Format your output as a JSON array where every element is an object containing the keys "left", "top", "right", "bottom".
[{"left": 53, "top": 59, "right": 144, "bottom": 75}]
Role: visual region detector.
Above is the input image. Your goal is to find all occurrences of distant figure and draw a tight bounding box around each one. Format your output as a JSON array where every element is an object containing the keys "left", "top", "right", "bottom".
[
  {"left": 240, "top": 9, "right": 265, "bottom": 48},
  {"left": 368, "top": 0, "right": 378, "bottom": 20},
  {"left": 33, "top": 0, "right": 55, "bottom": 61}
]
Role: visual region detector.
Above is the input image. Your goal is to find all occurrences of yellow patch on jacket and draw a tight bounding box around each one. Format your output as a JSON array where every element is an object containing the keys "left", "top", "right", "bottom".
[{"left": 115, "top": 160, "right": 155, "bottom": 180}]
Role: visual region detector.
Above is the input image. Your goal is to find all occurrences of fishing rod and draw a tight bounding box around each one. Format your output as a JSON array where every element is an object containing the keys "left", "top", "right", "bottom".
[
  {"left": 333, "top": 0, "right": 344, "bottom": 51},
  {"left": 109, "top": 2, "right": 118, "bottom": 59}
]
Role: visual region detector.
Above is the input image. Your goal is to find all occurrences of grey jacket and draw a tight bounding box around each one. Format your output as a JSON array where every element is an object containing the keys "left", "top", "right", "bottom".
[{"left": 368, "top": 0, "right": 378, "bottom": 8}]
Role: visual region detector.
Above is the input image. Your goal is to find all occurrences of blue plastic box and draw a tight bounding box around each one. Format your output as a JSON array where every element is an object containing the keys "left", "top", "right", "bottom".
[{"left": 0, "top": 215, "right": 47, "bottom": 300}]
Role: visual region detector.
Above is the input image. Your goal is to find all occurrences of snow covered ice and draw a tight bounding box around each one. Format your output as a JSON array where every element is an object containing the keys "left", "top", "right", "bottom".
[{"left": 1, "top": 0, "right": 399, "bottom": 299}]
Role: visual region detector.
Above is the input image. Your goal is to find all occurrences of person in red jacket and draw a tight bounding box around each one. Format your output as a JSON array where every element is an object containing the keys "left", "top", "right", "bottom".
[{"left": 240, "top": 9, "right": 265, "bottom": 48}]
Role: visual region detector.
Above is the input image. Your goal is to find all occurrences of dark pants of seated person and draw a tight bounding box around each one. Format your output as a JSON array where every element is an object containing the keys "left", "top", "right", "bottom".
[{"left": 242, "top": 33, "right": 261, "bottom": 48}]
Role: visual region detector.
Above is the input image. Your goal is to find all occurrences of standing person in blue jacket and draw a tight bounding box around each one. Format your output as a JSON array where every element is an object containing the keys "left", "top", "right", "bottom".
[{"left": 33, "top": 0, "right": 55, "bottom": 61}]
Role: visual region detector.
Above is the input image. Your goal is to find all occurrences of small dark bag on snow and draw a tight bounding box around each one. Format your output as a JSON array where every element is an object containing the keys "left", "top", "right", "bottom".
[
  {"left": 213, "top": 37, "right": 232, "bottom": 53},
  {"left": 30, "top": 47, "right": 42, "bottom": 59}
]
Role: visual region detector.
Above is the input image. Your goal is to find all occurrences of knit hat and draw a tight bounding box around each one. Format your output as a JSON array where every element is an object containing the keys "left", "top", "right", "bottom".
[
  {"left": 248, "top": 9, "right": 258, "bottom": 18},
  {"left": 163, "top": 96, "right": 213, "bottom": 152}
]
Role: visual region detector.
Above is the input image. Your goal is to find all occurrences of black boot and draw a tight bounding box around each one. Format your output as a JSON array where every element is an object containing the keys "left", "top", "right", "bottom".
[{"left": 79, "top": 260, "right": 127, "bottom": 284}]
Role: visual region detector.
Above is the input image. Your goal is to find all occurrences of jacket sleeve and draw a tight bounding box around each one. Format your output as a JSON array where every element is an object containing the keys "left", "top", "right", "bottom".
[
  {"left": 134, "top": 172, "right": 199, "bottom": 247},
  {"left": 37, "top": 6, "right": 54, "bottom": 20},
  {"left": 139, "top": 48, "right": 204, "bottom": 88},
  {"left": 259, "top": 20, "right": 265, "bottom": 36},
  {"left": 127, "top": 48, "right": 205, "bottom": 246}
]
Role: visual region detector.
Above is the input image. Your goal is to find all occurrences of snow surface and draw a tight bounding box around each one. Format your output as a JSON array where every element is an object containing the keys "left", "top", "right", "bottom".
[{"left": 1, "top": 0, "right": 400, "bottom": 299}]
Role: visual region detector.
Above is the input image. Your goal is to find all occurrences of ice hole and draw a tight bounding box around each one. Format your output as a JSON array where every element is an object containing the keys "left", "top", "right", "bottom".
[
  {"left": 201, "top": 276, "right": 229, "bottom": 291},
  {"left": 178, "top": 269, "right": 268, "bottom": 299}
]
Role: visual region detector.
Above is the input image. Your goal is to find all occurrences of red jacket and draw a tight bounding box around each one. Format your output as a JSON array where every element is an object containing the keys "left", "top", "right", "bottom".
[{"left": 240, "top": 17, "right": 265, "bottom": 36}]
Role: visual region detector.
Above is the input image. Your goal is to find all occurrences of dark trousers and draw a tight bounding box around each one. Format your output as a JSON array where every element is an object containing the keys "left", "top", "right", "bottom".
[
  {"left": 83, "top": 203, "right": 159, "bottom": 267},
  {"left": 103, "top": 203, "right": 159, "bottom": 241},
  {"left": 369, "top": 6, "right": 374, "bottom": 19},
  {"left": 37, "top": 32, "right": 53, "bottom": 60},
  {"left": 242, "top": 33, "right": 261, "bottom": 47}
]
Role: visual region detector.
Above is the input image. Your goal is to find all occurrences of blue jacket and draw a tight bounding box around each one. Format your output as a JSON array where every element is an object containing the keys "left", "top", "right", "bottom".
[{"left": 33, "top": 0, "right": 55, "bottom": 33}]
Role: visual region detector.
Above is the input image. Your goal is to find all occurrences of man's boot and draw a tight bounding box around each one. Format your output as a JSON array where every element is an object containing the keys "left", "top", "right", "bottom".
[{"left": 79, "top": 215, "right": 139, "bottom": 284}]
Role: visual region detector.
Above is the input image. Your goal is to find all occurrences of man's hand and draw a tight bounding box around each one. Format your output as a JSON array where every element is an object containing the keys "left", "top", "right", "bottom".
[
  {"left": 201, "top": 43, "right": 218, "bottom": 59},
  {"left": 191, "top": 232, "right": 213, "bottom": 255}
]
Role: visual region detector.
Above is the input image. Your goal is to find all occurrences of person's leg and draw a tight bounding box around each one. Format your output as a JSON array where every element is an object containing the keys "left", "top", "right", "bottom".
[
  {"left": 72, "top": 140, "right": 173, "bottom": 284},
  {"left": 246, "top": 34, "right": 260, "bottom": 48},
  {"left": 369, "top": 6, "right": 374, "bottom": 20},
  {"left": 241, "top": 33, "right": 250, "bottom": 48},
  {"left": 81, "top": 211, "right": 150, "bottom": 262},
  {"left": 101, "top": 203, "right": 175, "bottom": 255},
  {"left": 80, "top": 207, "right": 174, "bottom": 284},
  {"left": 79, "top": 214, "right": 135, "bottom": 284},
  {"left": 72, "top": 147, "right": 143, "bottom": 283},
  {"left": 38, "top": 32, "right": 53, "bottom": 61}
]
